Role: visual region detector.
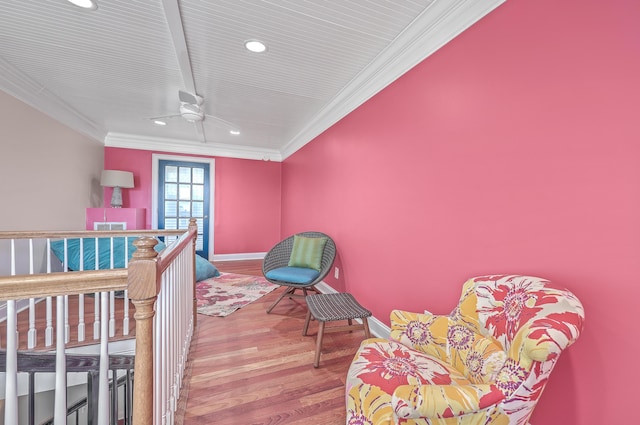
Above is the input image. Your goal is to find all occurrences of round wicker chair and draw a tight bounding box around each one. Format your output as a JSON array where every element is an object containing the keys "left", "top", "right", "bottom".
[{"left": 263, "top": 231, "right": 336, "bottom": 314}]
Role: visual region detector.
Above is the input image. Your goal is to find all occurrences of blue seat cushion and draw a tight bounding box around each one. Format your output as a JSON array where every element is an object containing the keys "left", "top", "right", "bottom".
[{"left": 265, "top": 266, "right": 321, "bottom": 284}]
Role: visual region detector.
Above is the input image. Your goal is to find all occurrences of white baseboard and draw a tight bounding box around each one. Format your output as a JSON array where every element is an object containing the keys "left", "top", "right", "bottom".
[
  {"left": 212, "top": 252, "right": 267, "bottom": 261},
  {"left": 315, "top": 281, "right": 391, "bottom": 339}
]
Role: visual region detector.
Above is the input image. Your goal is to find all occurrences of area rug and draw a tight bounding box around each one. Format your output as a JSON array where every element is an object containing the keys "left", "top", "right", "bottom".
[{"left": 196, "top": 273, "right": 278, "bottom": 317}]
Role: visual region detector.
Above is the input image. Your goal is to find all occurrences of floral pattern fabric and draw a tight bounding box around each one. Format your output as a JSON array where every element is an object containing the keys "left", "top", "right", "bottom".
[{"left": 346, "top": 275, "right": 584, "bottom": 425}]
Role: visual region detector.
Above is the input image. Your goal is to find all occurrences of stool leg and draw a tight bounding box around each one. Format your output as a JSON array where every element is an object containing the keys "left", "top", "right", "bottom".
[
  {"left": 303, "top": 310, "right": 312, "bottom": 336},
  {"left": 362, "top": 317, "right": 371, "bottom": 339},
  {"left": 314, "top": 321, "right": 325, "bottom": 368}
]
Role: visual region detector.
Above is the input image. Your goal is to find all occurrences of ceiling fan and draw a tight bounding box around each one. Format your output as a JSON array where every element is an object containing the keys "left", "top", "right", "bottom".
[{"left": 150, "top": 90, "right": 239, "bottom": 133}]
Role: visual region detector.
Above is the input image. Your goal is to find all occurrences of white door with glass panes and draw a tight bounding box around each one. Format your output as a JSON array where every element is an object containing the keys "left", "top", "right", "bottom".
[{"left": 158, "top": 159, "right": 210, "bottom": 258}]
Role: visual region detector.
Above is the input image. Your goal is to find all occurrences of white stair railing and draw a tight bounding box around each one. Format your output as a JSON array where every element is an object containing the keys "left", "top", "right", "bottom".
[{"left": 1, "top": 225, "right": 196, "bottom": 425}]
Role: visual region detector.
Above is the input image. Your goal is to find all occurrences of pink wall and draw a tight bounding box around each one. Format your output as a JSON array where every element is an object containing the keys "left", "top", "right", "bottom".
[
  {"left": 281, "top": 0, "right": 640, "bottom": 424},
  {"left": 104, "top": 147, "right": 281, "bottom": 255}
]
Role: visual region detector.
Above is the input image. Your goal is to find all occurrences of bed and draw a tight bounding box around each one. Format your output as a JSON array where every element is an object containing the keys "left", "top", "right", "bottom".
[{"left": 50, "top": 236, "right": 219, "bottom": 282}]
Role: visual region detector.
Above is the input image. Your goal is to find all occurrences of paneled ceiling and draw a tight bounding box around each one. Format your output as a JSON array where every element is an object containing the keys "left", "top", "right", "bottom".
[{"left": 0, "top": 0, "right": 505, "bottom": 161}]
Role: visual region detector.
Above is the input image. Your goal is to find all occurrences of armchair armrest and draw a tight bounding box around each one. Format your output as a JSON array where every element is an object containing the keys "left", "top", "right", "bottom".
[
  {"left": 390, "top": 310, "right": 450, "bottom": 360},
  {"left": 392, "top": 384, "right": 504, "bottom": 420}
]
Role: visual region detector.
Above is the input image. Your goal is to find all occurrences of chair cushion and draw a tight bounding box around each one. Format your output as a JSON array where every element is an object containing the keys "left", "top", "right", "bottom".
[
  {"left": 265, "top": 266, "right": 321, "bottom": 284},
  {"left": 288, "top": 235, "right": 328, "bottom": 271},
  {"left": 348, "top": 339, "right": 472, "bottom": 395},
  {"left": 447, "top": 330, "right": 507, "bottom": 384}
]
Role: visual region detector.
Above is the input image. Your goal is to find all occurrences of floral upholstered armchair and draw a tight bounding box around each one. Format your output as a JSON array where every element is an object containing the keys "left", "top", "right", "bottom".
[{"left": 346, "top": 275, "right": 584, "bottom": 425}]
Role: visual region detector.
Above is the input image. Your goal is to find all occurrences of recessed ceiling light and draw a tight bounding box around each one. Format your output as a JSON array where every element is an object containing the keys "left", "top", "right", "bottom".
[
  {"left": 230, "top": 129, "right": 240, "bottom": 135},
  {"left": 244, "top": 40, "right": 267, "bottom": 53},
  {"left": 154, "top": 120, "right": 167, "bottom": 126},
  {"left": 67, "top": 0, "right": 98, "bottom": 10}
]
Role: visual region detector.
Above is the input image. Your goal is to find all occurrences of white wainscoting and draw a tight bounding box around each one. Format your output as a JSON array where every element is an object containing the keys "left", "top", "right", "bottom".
[{"left": 212, "top": 252, "right": 267, "bottom": 261}]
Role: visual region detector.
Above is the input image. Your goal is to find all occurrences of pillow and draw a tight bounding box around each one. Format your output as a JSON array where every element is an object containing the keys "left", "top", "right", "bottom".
[
  {"left": 265, "top": 266, "right": 320, "bottom": 284},
  {"left": 288, "top": 235, "right": 328, "bottom": 271},
  {"left": 195, "top": 253, "right": 220, "bottom": 281},
  {"left": 149, "top": 240, "right": 219, "bottom": 282}
]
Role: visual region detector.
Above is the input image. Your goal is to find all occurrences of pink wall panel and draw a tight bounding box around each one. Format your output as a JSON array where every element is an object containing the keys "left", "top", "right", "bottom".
[
  {"left": 104, "top": 147, "right": 281, "bottom": 254},
  {"left": 214, "top": 157, "right": 282, "bottom": 254},
  {"left": 103, "top": 148, "right": 153, "bottom": 220},
  {"left": 281, "top": 1, "right": 640, "bottom": 424}
]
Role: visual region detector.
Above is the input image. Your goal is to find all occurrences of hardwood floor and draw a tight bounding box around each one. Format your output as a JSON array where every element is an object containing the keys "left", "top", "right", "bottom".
[{"left": 177, "top": 259, "right": 364, "bottom": 425}]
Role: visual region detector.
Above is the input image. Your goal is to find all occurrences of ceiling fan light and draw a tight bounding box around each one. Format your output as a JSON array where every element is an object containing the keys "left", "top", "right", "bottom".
[
  {"left": 244, "top": 39, "right": 267, "bottom": 53},
  {"left": 67, "top": 0, "right": 98, "bottom": 10},
  {"left": 230, "top": 130, "right": 240, "bottom": 135},
  {"left": 180, "top": 103, "right": 204, "bottom": 122}
]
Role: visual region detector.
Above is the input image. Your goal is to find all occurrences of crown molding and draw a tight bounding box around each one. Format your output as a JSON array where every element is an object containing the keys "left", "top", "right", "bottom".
[
  {"left": 105, "top": 132, "right": 283, "bottom": 162},
  {"left": 0, "top": 57, "right": 106, "bottom": 143},
  {"left": 279, "top": 0, "right": 506, "bottom": 160}
]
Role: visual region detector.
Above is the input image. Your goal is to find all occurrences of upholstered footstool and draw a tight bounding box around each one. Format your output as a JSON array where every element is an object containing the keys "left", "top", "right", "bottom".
[{"left": 303, "top": 292, "right": 372, "bottom": 368}]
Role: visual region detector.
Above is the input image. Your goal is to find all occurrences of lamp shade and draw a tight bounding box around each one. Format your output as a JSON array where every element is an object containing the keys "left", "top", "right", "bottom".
[{"left": 100, "top": 170, "right": 134, "bottom": 188}]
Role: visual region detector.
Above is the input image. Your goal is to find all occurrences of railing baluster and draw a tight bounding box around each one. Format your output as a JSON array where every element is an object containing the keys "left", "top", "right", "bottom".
[
  {"left": 5, "top": 239, "right": 19, "bottom": 424},
  {"left": 98, "top": 291, "right": 111, "bottom": 425},
  {"left": 123, "top": 290, "right": 130, "bottom": 335},
  {"left": 5, "top": 301, "right": 19, "bottom": 425},
  {"left": 54, "top": 295, "right": 67, "bottom": 425},
  {"left": 94, "top": 237, "right": 100, "bottom": 340},
  {"left": 64, "top": 294, "right": 70, "bottom": 343},
  {"left": 78, "top": 238, "right": 85, "bottom": 342},
  {"left": 123, "top": 240, "right": 130, "bottom": 336},
  {"left": 46, "top": 239, "right": 54, "bottom": 347},
  {"left": 111, "top": 370, "right": 118, "bottom": 425},
  {"left": 88, "top": 370, "right": 100, "bottom": 425},
  {"left": 28, "top": 297, "right": 37, "bottom": 348},
  {"left": 28, "top": 239, "right": 37, "bottom": 349},
  {"left": 29, "top": 371, "right": 35, "bottom": 425},
  {"left": 109, "top": 237, "right": 116, "bottom": 337},
  {"left": 109, "top": 291, "right": 116, "bottom": 337},
  {"left": 78, "top": 293, "right": 86, "bottom": 342},
  {"left": 126, "top": 369, "right": 134, "bottom": 425},
  {"left": 62, "top": 238, "right": 70, "bottom": 344},
  {"left": 46, "top": 296, "right": 53, "bottom": 346}
]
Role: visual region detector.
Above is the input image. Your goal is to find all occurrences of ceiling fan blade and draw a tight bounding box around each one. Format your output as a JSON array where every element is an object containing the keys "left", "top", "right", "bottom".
[
  {"left": 203, "top": 114, "right": 238, "bottom": 131},
  {"left": 148, "top": 113, "right": 181, "bottom": 120},
  {"left": 195, "top": 120, "right": 207, "bottom": 143}
]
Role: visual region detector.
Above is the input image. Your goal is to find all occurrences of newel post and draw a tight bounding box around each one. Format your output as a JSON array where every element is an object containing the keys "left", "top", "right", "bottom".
[
  {"left": 189, "top": 218, "right": 198, "bottom": 328},
  {"left": 128, "top": 237, "right": 160, "bottom": 425}
]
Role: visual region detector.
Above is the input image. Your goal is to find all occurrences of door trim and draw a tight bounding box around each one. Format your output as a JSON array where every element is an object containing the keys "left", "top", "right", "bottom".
[{"left": 151, "top": 154, "right": 215, "bottom": 258}]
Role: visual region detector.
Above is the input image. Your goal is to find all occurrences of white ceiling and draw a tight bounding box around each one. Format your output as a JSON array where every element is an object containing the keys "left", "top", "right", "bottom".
[{"left": 0, "top": 0, "right": 505, "bottom": 161}]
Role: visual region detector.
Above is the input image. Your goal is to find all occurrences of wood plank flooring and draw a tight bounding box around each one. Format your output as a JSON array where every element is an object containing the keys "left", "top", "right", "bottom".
[{"left": 177, "top": 259, "right": 364, "bottom": 425}]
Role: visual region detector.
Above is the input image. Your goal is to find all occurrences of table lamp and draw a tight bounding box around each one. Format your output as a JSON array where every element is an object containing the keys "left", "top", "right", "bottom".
[{"left": 100, "top": 170, "right": 134, "bottom": 208}]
